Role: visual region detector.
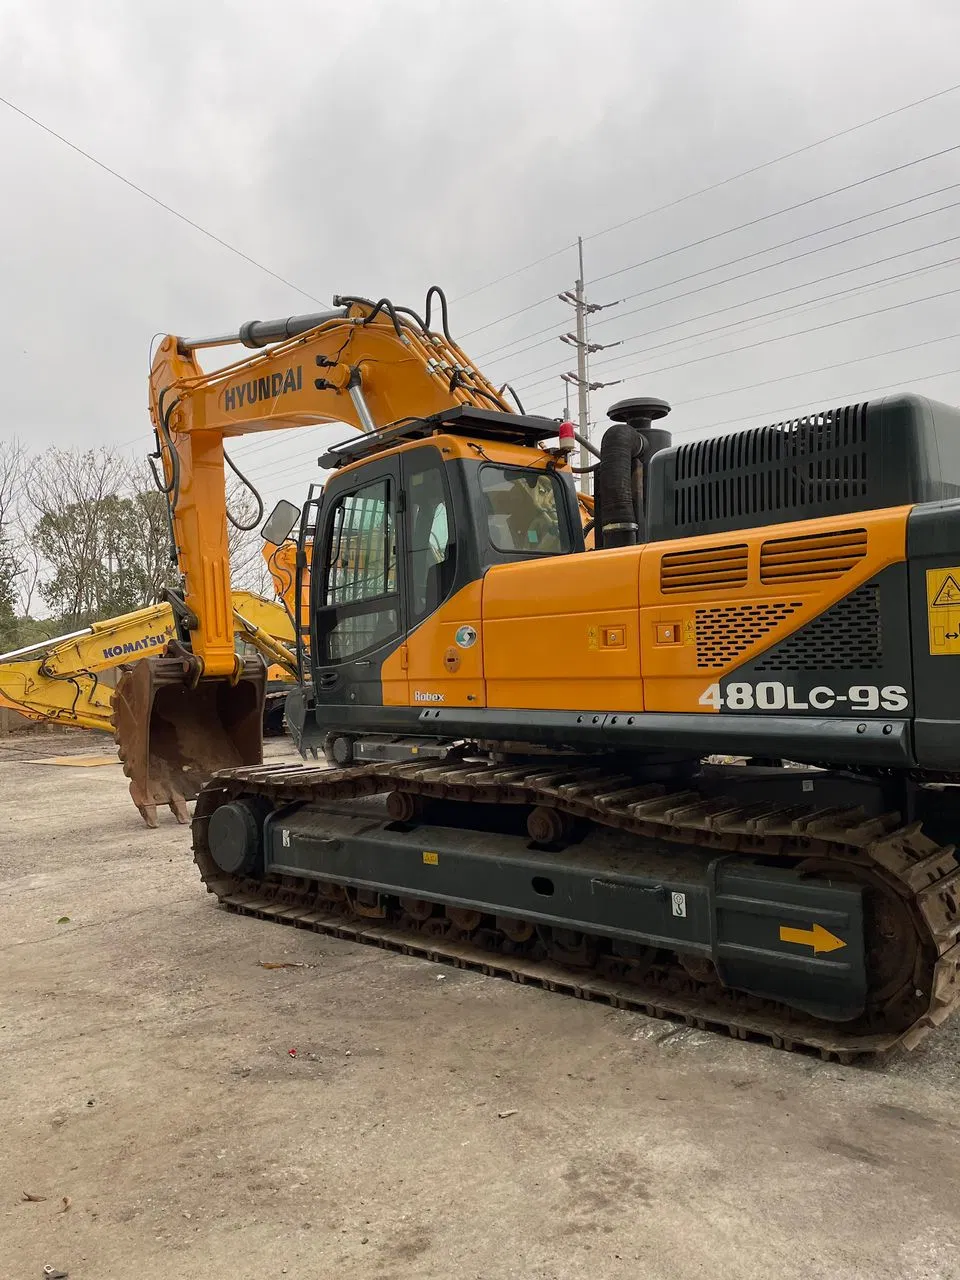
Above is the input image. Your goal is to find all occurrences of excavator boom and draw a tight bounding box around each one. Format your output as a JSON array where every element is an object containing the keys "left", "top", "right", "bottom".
[{"left": 148, "top": 292, "right": 515, "bottom": 680}]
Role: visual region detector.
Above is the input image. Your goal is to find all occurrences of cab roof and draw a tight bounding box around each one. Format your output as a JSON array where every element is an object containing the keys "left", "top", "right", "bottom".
[{"left": 318, "top": 405, "right": 560, "bottom": 469}]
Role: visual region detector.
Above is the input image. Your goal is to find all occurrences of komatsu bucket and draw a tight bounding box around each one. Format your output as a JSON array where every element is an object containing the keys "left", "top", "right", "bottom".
[{"left": 112, "top": 655, "right": 266, "bottom": 828}]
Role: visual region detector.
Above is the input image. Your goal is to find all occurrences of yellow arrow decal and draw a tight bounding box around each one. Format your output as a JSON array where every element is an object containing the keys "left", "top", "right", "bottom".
[{"left": 778, "top": 922, "right": 846, "bottom": 954}]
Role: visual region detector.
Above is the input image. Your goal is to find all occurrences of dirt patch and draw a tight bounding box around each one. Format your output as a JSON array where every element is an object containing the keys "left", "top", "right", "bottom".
[{"left": 3, "top": 732, "right": 960, "bottom": 1278}]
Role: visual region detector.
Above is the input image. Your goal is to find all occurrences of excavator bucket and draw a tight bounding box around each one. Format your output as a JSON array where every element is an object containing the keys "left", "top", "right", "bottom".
[{"left": 112, "top": 656, "right": 266, "bottom": 828}]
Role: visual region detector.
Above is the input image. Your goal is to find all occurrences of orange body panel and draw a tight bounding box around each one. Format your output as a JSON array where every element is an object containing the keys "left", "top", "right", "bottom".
[
  {"left": 639, "top": 506, "right": 909, "bottom": 712},
  {"left": 381, "top": 581, "right": 486, "bottom": 707},
  {"left": 391, "top": 505, "right": 910, "bottom": 716},
  {"left": 482, "top": 548, "right": 643, "bottom": 710}
]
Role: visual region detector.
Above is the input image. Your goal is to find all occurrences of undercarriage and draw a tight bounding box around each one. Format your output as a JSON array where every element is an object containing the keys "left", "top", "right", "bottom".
[{"left": 192, "top": 754, "right": 960, "bottom": 1060}]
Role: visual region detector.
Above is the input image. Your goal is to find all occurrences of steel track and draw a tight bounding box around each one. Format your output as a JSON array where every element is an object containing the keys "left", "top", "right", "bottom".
[{"left": 191, "top": 759, "right": 960, "bottom": 1060}]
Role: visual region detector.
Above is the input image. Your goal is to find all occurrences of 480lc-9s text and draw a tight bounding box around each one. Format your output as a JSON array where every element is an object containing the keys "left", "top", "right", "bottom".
[{"left": 698, "top": 681, "right": 910, "bottom": 712}]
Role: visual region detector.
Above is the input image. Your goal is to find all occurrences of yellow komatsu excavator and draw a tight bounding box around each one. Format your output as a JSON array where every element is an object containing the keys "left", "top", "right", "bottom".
[
  {"left": 0, "top": 589, "right": 296, "bottom": 733},
  {"left": 114, "top": 285, "right": 960, "bottom": 1059}
]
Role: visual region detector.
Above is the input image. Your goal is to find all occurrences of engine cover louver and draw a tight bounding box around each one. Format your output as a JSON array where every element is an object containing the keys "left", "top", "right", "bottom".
[
  {"left": 660, "top": 544, "right": 749, "bottom": 593},
  {"left": 760, "top": 529, "right": 867, "bottom": 584}
]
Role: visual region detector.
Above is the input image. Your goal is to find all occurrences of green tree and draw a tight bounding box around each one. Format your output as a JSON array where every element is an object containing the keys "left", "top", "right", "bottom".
[{"left": 30, "top": 449, "right": 178, "bottom": 629}]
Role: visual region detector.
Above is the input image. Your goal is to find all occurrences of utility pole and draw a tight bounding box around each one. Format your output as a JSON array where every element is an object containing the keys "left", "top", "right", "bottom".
[
  {"left": 558, "top": 236, "right": 622, "bottom": 494},
  {"left": 574, "top": 237, "right": 589, "bottom": 453}
]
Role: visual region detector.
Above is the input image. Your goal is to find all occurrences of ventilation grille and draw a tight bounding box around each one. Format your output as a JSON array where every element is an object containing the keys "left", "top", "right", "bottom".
[
  {"left": 760, "top": 528, "right": 867, "bottom": 584},
  {"left": 661, "top": 544, "right": 748, "bottom": 593},
  {"left": 695, "top": 602, "right": 802, "bottom": 669},
  {"left": 671, "top": 402, "right": 869, "bottom": 531},
  {"left": 755, "top": 585, "right": 882, "bottom": 671}
]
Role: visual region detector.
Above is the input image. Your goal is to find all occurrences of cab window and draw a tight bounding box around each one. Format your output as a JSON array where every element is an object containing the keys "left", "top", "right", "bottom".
[
  {"left": 479, "top": 465, "right": 570, "bottom": 555},
  {"left": 321, "top": 478, "right": 398, "bottom": 660},
  {"left": 407, "top": 450, "right": 456, "bottom": 625}
]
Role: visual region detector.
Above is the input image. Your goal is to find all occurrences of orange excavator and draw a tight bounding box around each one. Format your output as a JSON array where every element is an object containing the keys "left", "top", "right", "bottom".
[
  {"left": 114, "top": 285, "right": 960, "bottom": 1059},
  {"left": 115, "top": 288, "right": 581, "bottom": 819}
]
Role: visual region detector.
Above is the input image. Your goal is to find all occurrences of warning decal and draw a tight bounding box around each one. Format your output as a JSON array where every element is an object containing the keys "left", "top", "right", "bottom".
[
  {"left": 931, "top": 574, "right": 960, "bottom": 607},
  {"left": 926, "top": 568, "right": 960, "bottom": 654}
]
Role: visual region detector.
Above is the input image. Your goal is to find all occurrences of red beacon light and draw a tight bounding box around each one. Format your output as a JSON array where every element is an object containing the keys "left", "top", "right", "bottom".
[{"left": 556, "top": 420, "right": 576, "bottom": 456}]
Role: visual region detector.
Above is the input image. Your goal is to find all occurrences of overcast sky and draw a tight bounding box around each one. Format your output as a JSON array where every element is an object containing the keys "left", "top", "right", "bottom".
[{"left": 3, "top": 0, "right": 960, "bottom": 516}]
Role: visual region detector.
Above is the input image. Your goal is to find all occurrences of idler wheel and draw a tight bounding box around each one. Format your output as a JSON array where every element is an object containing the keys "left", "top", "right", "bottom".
[{"left": 208, "top": 799, "right": 264, "bottom": 876}]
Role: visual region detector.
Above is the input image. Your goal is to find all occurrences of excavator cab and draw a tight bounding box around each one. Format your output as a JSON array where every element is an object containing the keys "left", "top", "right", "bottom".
[{"left": 282, "top": 406, "right": 585, "bottom": 762}]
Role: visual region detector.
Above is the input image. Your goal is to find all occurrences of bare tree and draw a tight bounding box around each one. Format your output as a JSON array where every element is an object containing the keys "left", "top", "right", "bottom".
[
  {"left": 226, "top": 476, "right": 274, "bottom": 596},
  {"left": 14, "top": 535, "right": 44, "bottom": 621},
  {"left": 4, "top": 443, "right": 277, "bottom": 639},
  {"left": 0, "top": 440, "right": 25, "bottom": 646},
  {"left": 0, "top": 439, "right": 22, "bottom": 531},
  {"left": 127, "top": 460, "right": 179, "bottom": 602}
]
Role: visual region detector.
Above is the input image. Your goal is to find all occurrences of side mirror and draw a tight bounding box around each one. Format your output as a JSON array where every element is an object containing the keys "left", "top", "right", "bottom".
[{"left": 261, "top": 498, "right": 300, "bottom": 545}]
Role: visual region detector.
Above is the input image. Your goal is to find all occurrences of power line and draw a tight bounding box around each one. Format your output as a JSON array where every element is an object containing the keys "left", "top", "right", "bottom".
[
  {"left": 242, "top": 452, "right": 330, "bottom": 488},
  {"left": 511, "top": 235, "right": 960, "bottom": 390},
  {"left": 515, "top": 278, "right": 960, "bottom": 395},
  {"left": 232, "top": 424, "right": 358, "bottom": 475},
  {"left": 669, "top": 330, "right": 960, "bottom": 409},
  {"left": 479, "top": 179, "right": 958, "bottom": 369},
  {"left": 673, "top": 362, "right": 960, "bottom": 439},
  {"left": 582, "top": 81, "right": 960, "bottom": 249},
  {"left": 515, "top": 258, "right": 958, "bottom": 416},
  {"left": 451, "top": 243, "right": 577, "bottom": 303},
  {"left": 232, "top": 421, "right": 340, "bottom": 454},
  {"left": 525, "top": 348, "right": 960, "bottom": 437},
  {"left": 445, "top": 79, "right": 960, "bottom": 312},
  {"left": 592, "top": 181, "right": 960, "bottom": 330},
  {"left": 475, "top": 326, "right": 566, "bottom": 365},
  {"left": 0, "top": 93, "right": 327, "bottom": 306},
  {"left": 589, "top": 141, "right": 960, "bottom": 292},
  {"left": 513, "top": 245, "right": 954, "bottom": 402},
  {"left": 458, "top": 292, "right": 558, "bottom": 339},
  {"left": 587, "top": 234, "right": 960, "bottom": 373},
  {"left": 514, "top": 224, "right": 960, "bottom": 390},
  {"left": 461, "top": 135, "right": 960, "bottom": 348}
]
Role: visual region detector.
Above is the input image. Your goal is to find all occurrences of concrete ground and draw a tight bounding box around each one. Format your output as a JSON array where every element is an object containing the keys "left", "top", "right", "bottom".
[{"left": 2, "top": 731, "right": 960, "bottom": 1280}]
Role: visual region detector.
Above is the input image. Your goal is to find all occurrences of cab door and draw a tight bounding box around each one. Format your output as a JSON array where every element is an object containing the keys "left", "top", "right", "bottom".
[
  {"left": 400, "top": 444, "right": 486, "bottom": 707},
  {"left": 311, "top": 456, "right": 407, "bottom": 710}
]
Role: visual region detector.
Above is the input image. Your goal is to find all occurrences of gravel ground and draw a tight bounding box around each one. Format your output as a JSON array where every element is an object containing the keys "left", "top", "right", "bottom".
[{"left": 2, "top": 729, "right": 960, "bottom": 1280}]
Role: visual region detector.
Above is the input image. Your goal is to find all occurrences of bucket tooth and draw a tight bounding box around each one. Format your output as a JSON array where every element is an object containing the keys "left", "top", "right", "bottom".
[{"left": 112, "top": 656, "right": 265, "bottom": 828}]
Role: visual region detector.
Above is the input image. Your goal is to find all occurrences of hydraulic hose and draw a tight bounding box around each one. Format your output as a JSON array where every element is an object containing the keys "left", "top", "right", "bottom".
[
  {"left": 423, "top": 285, "right": 454, "bottom": 344},
  {"left": 224, "top": 450, "right": 265, "bottom": 532}
]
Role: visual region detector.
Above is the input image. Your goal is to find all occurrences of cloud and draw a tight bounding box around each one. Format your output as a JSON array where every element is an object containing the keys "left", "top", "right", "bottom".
[{"left": 2, "top": 0, "right": 960, "bottom": 513}]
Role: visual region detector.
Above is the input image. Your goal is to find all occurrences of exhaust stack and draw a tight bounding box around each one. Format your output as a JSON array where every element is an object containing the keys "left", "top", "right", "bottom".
[{"left": 596, "top": 397, "right": 672, "bottom": 548}]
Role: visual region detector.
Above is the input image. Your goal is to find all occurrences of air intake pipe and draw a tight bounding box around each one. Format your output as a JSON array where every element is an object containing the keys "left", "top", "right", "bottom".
[{"left": 595, "top": 397, "right": 672, "bottom": 548}]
